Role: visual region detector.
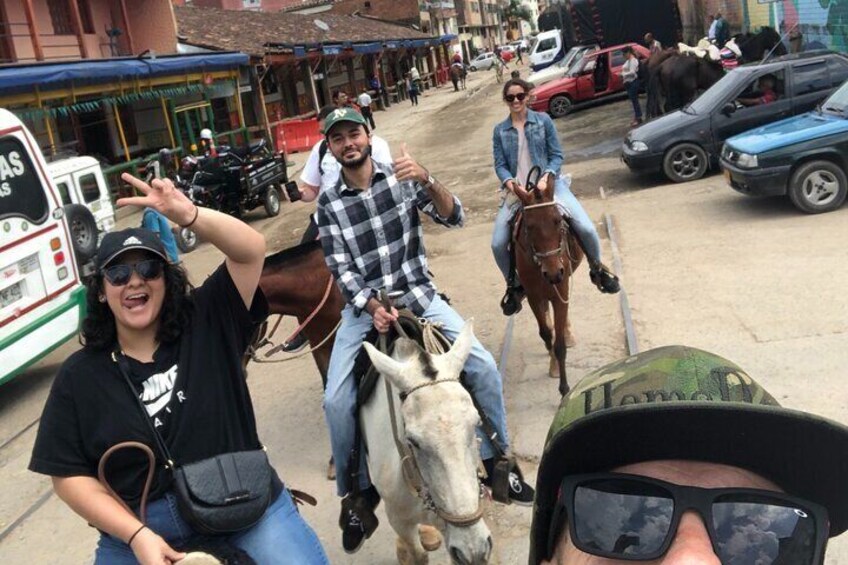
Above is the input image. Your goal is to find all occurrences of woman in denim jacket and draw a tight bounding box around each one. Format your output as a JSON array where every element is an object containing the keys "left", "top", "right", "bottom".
[{"left": 491, "top": 78, "right": 620, "bottom": 315}]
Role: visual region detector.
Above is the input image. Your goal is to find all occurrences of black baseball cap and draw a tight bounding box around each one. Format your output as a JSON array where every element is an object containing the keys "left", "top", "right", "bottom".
[{"left": 96, "top": 227, "right": 168, "bottom": 270}]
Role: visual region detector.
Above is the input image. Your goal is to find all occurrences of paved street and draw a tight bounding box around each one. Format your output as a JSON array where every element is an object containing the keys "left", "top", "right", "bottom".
[{"left": 1, "top": 64, "right": 846, "bottom": 564}]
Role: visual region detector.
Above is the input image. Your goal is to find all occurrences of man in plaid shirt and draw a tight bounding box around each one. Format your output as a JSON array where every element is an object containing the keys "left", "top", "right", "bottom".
[{"left": 316, "top": 108, "right": 534, "bottom": 553}]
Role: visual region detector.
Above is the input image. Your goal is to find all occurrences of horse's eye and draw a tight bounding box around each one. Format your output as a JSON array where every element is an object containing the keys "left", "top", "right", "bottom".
[{"left": 408, "top": 437, "right": 420, "bottom": 449}]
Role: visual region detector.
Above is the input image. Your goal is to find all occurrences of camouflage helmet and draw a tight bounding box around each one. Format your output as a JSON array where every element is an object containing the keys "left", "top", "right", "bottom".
[{"left": 529, "top": 345, "right": 848, "bottom": 564}]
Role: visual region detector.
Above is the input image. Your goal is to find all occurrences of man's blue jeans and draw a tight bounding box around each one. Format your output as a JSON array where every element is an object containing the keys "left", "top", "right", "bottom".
[
  {"left": 491, "top": 175, "right": 601, "bottom": 284},
  {"left": 325, "top": 294, "right": 509, "bottom": 496},
  {"left": 94, "top": 490, "right": 328, "bottom": 564}
]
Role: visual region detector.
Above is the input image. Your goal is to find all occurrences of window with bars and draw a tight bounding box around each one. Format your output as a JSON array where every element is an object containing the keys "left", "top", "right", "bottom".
[{"left": 47, "top": 0, "right": 95, "bottom": 35}]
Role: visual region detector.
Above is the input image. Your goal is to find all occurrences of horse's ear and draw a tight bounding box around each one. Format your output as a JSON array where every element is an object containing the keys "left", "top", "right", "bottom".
[
  {"left": 363, "top": 341, "right": 418, "bottom": 391},
  {"left": 445, "top": 320, "right": 474, "bottom": 374}
]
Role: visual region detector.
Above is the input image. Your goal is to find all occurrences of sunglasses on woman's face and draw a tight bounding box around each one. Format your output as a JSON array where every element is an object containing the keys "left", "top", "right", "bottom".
[
  {"left": 505, "top": 92, "right": 527, "bottom": 103},
  {"left": 549, "top": 473, "right": 829, "bottom": 564},
  {"left": 102, "top": 259, "right": 164, "bottom": 286}
]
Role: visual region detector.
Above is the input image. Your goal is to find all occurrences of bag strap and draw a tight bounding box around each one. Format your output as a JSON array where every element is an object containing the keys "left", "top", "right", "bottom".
[{"left": 111, "top": 350, "right": 176, "bottom": 469}]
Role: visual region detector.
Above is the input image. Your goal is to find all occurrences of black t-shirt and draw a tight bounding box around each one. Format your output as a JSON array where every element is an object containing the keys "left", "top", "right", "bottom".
[{"left": 29, "top": 264, "right": 270, "bottom": 507}]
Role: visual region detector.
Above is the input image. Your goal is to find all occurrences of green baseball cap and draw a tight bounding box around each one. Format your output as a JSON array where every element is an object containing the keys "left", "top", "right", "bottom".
[
  {"left": 529, "top": 345, "right": 848, "bottom": 564},
  {"left": 322, "top": 107, "right": 367, "bottom": 135}
]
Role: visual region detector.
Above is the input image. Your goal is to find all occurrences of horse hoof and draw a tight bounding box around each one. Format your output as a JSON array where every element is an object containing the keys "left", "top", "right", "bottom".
[
  {"left": 419, "top": 525, "right": 442, "bottom": 552},
  {"left": 327, "top": 457, "right": 336, "bottom": 481},
  {"left": 565, "top": 333, "right": 577, "bottom": 348},
  {"left": 559, "top": 384, "right": 571, "bottom": 397}
]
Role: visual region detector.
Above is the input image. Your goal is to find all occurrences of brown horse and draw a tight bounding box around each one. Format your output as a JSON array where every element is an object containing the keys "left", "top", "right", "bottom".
[
  {"left": 513, "top": 170, "right": 583, "bottom": 396},
  {"left": 251, "top": 240, "right": 344, "bottom": 388},
  {"left": 450, "top": 63, "right": 467, "bottom": 92}
]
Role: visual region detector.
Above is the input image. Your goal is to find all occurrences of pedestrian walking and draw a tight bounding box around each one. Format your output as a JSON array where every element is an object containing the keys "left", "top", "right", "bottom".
[
  {"left": 357, "top": 88, "right": 376, "bottom": 129},
  {"left": 29, "top": 175, "right": 329, "bottom": 565},
  {"left": 405, "top": 73, "right": 419, "bottom": 106},
  {"left": 621, "top": 46, "right": 643, "bottom": 126},
  {"left": 644, "top": 32, "right": 663, "bottom": 54}
]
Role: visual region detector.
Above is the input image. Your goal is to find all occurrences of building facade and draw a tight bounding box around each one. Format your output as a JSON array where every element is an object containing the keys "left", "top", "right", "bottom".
[{"left": 455, "top": 0, "right": 508, "bottom": 59}]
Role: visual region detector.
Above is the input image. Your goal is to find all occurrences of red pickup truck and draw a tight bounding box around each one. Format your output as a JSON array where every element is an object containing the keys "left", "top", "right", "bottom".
[{"left": 530, "top": 42, "right": 651, "bottom": 118}]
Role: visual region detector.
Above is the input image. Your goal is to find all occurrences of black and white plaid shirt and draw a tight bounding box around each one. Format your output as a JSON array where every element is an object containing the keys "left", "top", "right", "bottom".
[{"left": 316, "top": 160, "right": 464, "bottom": 315}]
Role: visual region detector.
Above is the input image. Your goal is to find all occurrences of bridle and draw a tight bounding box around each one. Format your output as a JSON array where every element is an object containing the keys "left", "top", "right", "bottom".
[
  {"left": 380, "top": 311, "right": 486, "bottom": 528},
  {"left": 521, "top": 200, "right": 568, "bottom": 268}
]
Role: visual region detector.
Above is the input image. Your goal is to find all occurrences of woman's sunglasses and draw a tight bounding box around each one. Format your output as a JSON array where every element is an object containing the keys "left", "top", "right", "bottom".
[
  {"left": 548, "top": 473, "right": 828, "bottom": 564},
  {"left": 102, "top": 259, "right": 164, "bottom": 286},
  {"left": 505, "top": 92, "right": 527, "bottom": 103}
]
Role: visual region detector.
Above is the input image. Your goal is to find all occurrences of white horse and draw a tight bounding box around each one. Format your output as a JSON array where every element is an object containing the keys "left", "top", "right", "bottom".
[{"left": 362, "top": 322, "right": 493, "bottom": 565}]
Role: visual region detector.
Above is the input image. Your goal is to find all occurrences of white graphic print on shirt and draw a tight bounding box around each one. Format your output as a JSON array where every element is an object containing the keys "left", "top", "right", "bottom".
[{"left": 139, "top": 364, "right": 186, "bottom": 428}]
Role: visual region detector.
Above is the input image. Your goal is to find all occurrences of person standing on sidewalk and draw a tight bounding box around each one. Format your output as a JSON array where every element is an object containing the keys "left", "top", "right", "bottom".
[
  {"left": 621, "top": 46, "right": 643, "bottom": 126},
  {"left": 405, "top": 73, "right": 419, "bottom": 106},
  {"left": 357, "top": 88, "right": 377, "bottom": 130}
]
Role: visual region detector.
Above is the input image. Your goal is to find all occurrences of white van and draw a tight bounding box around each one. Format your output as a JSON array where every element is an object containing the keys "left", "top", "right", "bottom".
[
  {"left": 48, "top": 156, "right": 116, "bottom": 238},
  {"left": 0, "top": 109, "right": 87, "bottom": 386},
  {"left": 530, "top": 29, "right": 563, "bottom": 71}
]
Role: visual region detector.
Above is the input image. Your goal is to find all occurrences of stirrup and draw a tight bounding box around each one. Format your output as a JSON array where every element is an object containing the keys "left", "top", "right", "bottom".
[{"left": 590, "top": 265, "right": 621, "bottom": 294}]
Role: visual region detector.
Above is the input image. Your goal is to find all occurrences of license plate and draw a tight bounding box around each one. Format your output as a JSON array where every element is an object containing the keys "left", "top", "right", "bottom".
[
  {"left": 0, "top": 281, "right": 23, "bottom": 308},
  {"left": 723, "top": 169, "right": 731, "bottom": 183}
]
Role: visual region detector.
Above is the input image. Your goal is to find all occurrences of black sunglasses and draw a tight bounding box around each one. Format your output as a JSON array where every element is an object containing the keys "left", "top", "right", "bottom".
[
  {"left": 102, "top": 259, "right": 164, "bottom": 286},
  {"left": 505, "top": 92, "right": 527, "bottom": 103},
  {"left": 548, "top": 473, "right": 829, "bottom": 564}
]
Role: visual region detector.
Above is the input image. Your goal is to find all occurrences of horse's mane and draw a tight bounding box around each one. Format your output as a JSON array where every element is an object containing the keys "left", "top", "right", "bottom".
[{"left": 263, "top": 240, "right": 322, "bottom": 270}]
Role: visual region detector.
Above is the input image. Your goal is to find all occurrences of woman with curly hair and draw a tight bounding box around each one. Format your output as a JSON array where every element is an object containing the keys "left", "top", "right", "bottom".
[{"left": 29, "top": 173, "right": 328, "bottom": 564}]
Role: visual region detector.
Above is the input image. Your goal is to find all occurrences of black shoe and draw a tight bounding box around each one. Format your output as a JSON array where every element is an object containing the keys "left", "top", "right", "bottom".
[
  {"left": 340, "top": 489, "right": 380, "bottom": 554},
  {"left": 280, "top": 332, "right": 308, "bottom": 353},
  {"left": 482, "top": 458, "right": 535, "bottom": 506},
  {"left": 507, "top": 469, "right": 535, "bottom": 506},
  {"left": 590, "top": 265, "right": 621, "bottom": 294},
  {"left": 500, "top": 285, "right": 525, "bottom": 316}
]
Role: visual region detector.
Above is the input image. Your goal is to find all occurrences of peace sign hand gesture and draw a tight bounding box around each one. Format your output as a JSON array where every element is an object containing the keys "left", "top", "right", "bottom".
[{"left": 117, "top": 172, "right": 197, "bottom": 227}]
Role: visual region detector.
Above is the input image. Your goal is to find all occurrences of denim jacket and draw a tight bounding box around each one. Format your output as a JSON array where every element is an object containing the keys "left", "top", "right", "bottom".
[{"left": 492, "top": 109, "right": 564, "bottom": 187}]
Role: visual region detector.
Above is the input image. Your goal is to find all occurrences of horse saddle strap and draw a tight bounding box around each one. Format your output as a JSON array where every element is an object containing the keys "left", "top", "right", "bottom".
[{"left": 491, "top": 454, "right": 517, "bottom": 505}]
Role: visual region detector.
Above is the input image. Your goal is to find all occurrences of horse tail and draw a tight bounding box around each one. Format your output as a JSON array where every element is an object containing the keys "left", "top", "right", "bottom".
[{"left": 646, "top": 64, "right": 663, "bottom": 119}]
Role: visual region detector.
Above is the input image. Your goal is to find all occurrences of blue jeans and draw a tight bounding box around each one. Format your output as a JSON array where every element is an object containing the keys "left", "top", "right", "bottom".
[
  {"left": 94, "top": 490, "right": 328, "bottom": 564},
  {"left": 325, "top": 294, "right": 509, "bottom": 496},
  {"left": 626, "top": 79, "right": 642, "bottom": 119},
  {"left": 491, "top": 175, "right": 601, "bottom": 284}
]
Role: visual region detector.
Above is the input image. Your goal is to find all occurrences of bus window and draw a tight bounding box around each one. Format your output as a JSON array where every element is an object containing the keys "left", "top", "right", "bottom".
[{"left": 0, "top": 136, "right": 48, "bottom": 223}]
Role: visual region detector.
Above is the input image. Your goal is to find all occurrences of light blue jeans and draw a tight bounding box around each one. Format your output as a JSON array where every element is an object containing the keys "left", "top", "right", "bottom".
[
  {"left": 94, "top": 490, "right": 328, "bottom": 564},
  {"left": 491, "top": 175, "right": 601, "bottom": 284},
  {"left": 325, "top": 294, "right": 509, "bottom": 496}
]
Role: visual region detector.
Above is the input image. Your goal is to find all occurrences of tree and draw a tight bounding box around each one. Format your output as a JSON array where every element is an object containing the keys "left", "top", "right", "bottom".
[{"left": 504, "top": 0, "right": 534, "bottom": 31}]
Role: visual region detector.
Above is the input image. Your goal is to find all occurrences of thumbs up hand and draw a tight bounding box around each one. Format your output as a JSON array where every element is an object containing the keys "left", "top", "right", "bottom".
[{"left": 393, "top": 143, "right": 428, "bottom": 184}]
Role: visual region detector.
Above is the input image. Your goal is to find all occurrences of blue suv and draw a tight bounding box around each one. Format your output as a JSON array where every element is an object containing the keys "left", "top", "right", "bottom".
[{"left": 721, "top": 78, "right": 848, "bottom": 213}]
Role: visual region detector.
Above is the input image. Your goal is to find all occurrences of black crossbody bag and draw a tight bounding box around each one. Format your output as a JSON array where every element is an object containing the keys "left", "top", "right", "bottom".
[{"left": 113, "top": 351, "right": 274, "bottom": 535}]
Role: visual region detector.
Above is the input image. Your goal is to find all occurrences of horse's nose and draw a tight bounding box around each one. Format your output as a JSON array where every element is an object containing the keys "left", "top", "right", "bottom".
[
  {"left": 546, "top": 267, "right": 564, "bottom": 285},
  {"left": 449, "top": 536, "right": 493, "bottom": 565},
  {"left": 450, "top": 546, "right": 471, "bottom": 565}
]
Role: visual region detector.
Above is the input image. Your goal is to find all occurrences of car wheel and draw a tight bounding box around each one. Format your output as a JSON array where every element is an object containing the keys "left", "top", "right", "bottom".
[
  {"left": 469, "top": 65, "right": 477, "bottom": 72},
  {"left": 549, "top": 95, "right": 573, "bottom": 118},
  {"left": 264, "top": 186, "right": 281, "bottom": 217},
  {"left": 788, "top": 160, "right": 848, "bottom": 214},
  {"left": 663, "top": 143, "right": 708, "bottom": 183},
  {"left": 63, "top": 204, "right": 98, "bottom": 263}
]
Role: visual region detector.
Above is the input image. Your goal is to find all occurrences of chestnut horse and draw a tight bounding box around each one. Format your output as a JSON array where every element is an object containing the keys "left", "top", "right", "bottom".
[
  {"left": 251, "top": 240, "right": 344, "bottom": 388},
  {"left": 513, "top": 170, "right": 583, "bottom": 396}
]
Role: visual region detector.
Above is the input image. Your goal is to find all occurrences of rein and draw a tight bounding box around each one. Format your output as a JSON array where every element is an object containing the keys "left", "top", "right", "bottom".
[
  {"left": 248, "top": 274, "right": 339, "bottom": 364},
  {"left": 379, "top": 313, "right": 485, "bottom": 528}
]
